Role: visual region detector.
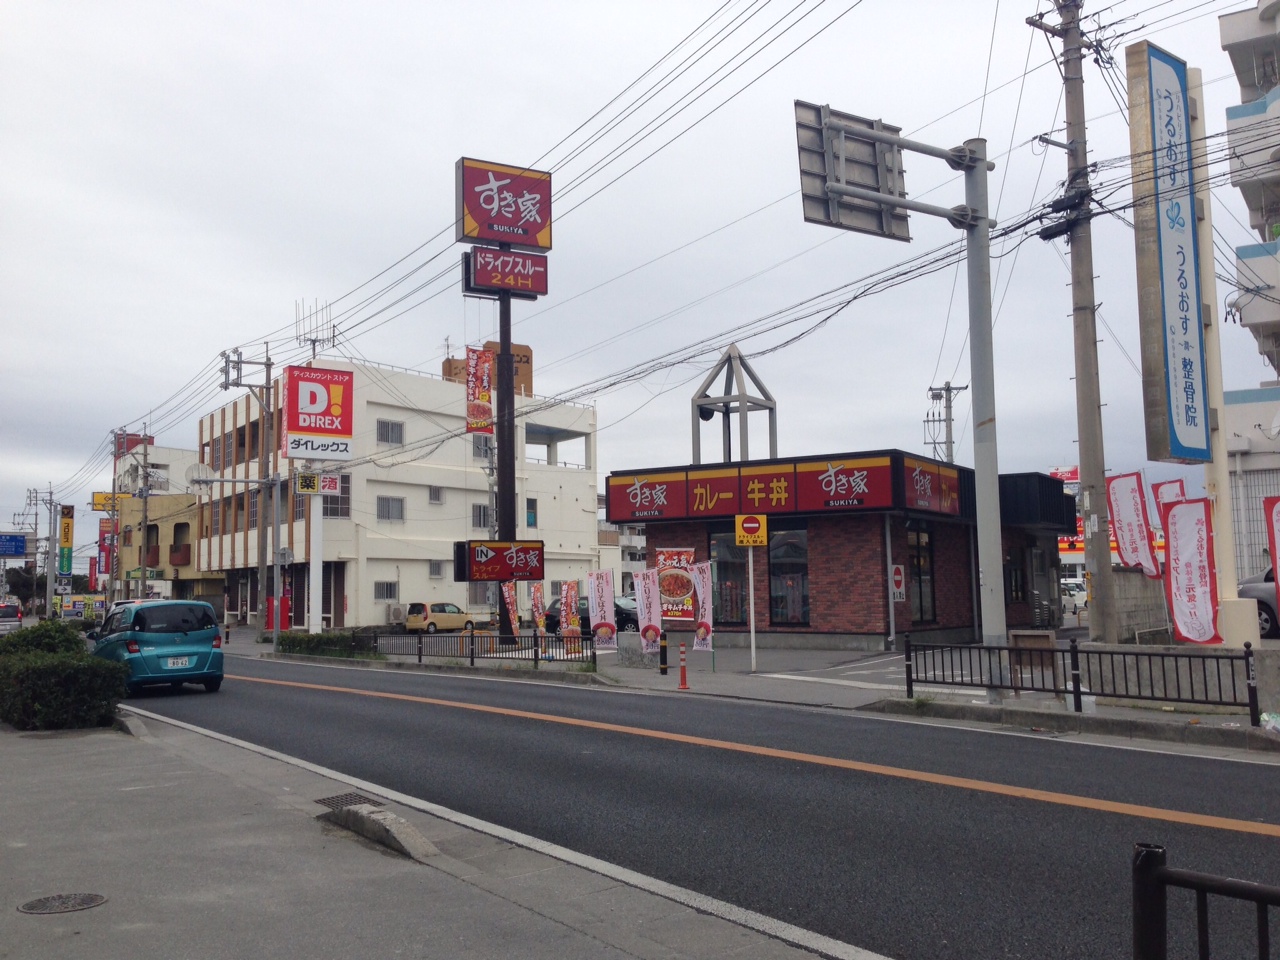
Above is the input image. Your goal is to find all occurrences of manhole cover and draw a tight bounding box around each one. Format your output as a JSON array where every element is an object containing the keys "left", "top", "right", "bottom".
[
  {"left": 314, "top": 792, "right": 383, "bottom": 811},
  {"left": 18, "top": 894, "right": 107, "bottom": 915}
]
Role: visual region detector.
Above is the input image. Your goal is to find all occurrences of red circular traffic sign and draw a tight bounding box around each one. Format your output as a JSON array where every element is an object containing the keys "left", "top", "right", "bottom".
[
  {"left": 892, "top": 566, "right": 905, "bottom": 591},
  {"left": 741, "top": 516, "right": 762, "bottom": 535}
]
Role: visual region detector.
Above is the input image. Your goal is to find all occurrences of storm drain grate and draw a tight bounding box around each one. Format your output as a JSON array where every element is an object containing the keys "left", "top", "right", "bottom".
[
  {"left": 314, "top": 792, "right": 384, "bottom": 811},
  {"left": 19, "top": 894, "right": 108, "bottom": 915}
]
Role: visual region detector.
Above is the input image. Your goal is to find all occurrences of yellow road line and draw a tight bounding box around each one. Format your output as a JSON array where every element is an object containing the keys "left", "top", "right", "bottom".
[{"left": 228, "top": 674, "right": 1280, "bottom": 838}]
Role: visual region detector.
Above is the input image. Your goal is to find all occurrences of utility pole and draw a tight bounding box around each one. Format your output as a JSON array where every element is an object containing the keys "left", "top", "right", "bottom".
[
  {"left": 924, "top": 382, "right": 968, "bottom": 463},
  {"left": 1031, "top": 1, "right": 1117, "bottom": 643},
  {"left": 139, "top": 430, "right": 149, "bottom": 599},
  {"left": 222, "top": 346, "right": 276, "bottom": 644},
  {"left": 44, "top": 485, "right": 54, "bottom": 620}
]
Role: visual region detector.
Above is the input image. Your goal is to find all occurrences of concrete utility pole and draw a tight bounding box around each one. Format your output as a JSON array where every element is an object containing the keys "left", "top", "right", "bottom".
[
  {"left": 139, "top": 430, "right": 149, "bottom": 599},
  {"left": 1032, "top": 1, "right": 1118, "bottom": 643},
  {"left": 925, "top": 381, "right": 968, "bottom": 463},
  {"left": 44, "top": 485, "right": 54, "bottom": 619}
]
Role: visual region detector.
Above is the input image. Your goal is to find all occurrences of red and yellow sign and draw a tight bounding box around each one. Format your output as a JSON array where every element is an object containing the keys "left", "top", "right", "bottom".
[
  {"left": 607, "top": 472, "right": 687, "bottom": 521},
  {"left": 687, "top": 467, "right": 739, "bottom": 517},
  {"left": 795, "top": 457, "right": 893, "bottom": 512},
  {"left": 465, "top": 347, "right": 494, "bottom": 435},
  {"left": 281, "top": 365, "right": 355, "bottom": 461},
  {"left": 469, "top": 248, "right": 548, "bottom": 296},
  {"left": 456, "top": 158, "right": 552, "bottom": 251}
]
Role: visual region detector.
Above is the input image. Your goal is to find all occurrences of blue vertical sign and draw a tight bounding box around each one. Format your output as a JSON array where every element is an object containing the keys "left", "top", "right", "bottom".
[{"left": 1145, "top": 45, "right": 1211, "bottom": 462}]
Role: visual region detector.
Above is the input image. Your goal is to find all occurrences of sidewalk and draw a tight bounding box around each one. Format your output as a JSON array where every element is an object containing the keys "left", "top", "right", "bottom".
[{"left": 0, "top": 711, "right": 876, "bottom": 960}]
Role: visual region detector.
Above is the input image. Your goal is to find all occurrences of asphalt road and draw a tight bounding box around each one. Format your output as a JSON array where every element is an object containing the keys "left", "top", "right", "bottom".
[{"left": 134, "top": 657, "right": 1280, "bottom": 960}]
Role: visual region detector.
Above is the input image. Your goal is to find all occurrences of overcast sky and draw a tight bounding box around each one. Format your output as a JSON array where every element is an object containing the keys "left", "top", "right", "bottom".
[{"left": 1, "top": 0, "right": 1267, "bottom": 559}]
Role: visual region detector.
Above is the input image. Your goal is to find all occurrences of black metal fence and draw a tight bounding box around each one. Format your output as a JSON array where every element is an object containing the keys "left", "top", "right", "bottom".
[
  {"left": 374, "top": 630, "right": 597, "bottom": 669},
  {"left": 1134, "top": 843, "right": 1280, "bottom": 959},
  {"left": 903, "top": 637, "right": 1261, "bottom": 726}
]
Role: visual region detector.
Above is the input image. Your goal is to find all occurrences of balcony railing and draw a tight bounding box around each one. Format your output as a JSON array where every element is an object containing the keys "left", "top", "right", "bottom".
[{"left": 169, "top": 544, "right": 191, "bottom": 567}]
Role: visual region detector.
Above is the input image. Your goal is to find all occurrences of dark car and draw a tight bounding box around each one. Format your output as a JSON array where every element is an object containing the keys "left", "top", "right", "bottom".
[
  {"left": 0, "top": 601, "right": 22, "bottom": 636},
  {"left": 544, "top": 597, "right": 639, "bottom": 634}
]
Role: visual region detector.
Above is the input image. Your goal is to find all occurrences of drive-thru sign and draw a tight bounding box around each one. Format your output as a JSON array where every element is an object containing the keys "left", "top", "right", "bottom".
[{"left": 735, "top": 514, "right": 768, "bottom": 546}]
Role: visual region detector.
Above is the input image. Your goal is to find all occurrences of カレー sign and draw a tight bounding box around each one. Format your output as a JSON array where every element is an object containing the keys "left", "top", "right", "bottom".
[
  {"left": 455, "top": 540, "right": 545, "bottom": 582},
  {"left": 281, "top": 365, "right": 355, "bottom": 461},
  {"left": 456, "top": 158, "right": 552, "bottom": 251}
]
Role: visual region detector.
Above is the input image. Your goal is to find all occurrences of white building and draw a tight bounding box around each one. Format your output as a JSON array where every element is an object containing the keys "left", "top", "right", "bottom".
[{"left": 195, "top": 358, "right": 599, "bottom": 629}]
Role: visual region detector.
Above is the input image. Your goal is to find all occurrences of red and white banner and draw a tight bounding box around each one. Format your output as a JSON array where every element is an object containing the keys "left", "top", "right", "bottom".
[
  {"left": 530, "top": 582, "right": 546, "bottom": 633},
  {"left": 1161, "top": 498, "right": 1222, "bottom": 644},
  {"left": 587, "top": 569, "right": 617, "bottom": 650},
  {"left": 500, "top": 581, "right": 519, "bottom": 633},
  {"left": 1264, "top": 497, "right": 1280, "bottom": 623},
  {"left": 635, "top": 568, "right": 662, "bottom": 654},
  {"left": 689, "top": 561, "right": 713, "bottom": 651},
  {"left": 465, "top": 347, "right": 494, "bottom": 435},
  {"left": 1153, "top": 479, "right": 1186, "bottom": 507},
  {"left": 560, "top": 580, "right": 581, "bottom": 654},
  {"left": 654, "top": 547, "right": 696, "bottom": 622},
  {"left": 1106, "top": 472, "right": 1160, "bottom": 578}
]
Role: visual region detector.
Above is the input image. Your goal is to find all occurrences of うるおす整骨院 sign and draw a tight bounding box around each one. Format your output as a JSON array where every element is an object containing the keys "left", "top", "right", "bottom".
[{"left": 281, "top": 366, "right": 355, "bottom": 461}]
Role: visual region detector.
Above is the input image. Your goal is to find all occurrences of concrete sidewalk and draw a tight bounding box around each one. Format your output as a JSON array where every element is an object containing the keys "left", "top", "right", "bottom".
[{"left": 1, "top": 713, "right": 877, "bottom": 960}]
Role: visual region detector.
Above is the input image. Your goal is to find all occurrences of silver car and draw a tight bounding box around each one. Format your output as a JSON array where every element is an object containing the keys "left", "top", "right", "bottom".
[
  {"left": 1237, "top": 569, "right": 1278, "bottom": 638},
  {"left": 0, "top": 601, "right": 24, "bottom": 636}
]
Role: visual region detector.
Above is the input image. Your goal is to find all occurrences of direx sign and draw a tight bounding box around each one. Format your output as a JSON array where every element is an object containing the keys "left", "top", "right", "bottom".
[{"left": 282, "top": 366, "right": 355, "bottom": 461}]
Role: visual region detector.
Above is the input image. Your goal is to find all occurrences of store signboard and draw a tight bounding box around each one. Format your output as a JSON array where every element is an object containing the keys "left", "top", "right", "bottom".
[
  {"left": 795, "top": 457, "right": 893, "bottom": 512},
  {"left": 606, "top": 472, "right": 688, "bottom": 521},
  {"left": 454, "top": 540, "right": 545, "bottom": 582},
  {"left": 92, "top": 492, "right": 132, "bottom": 512},
  {"left": 686, "top": 467, "right": 740, "bottom": 517},
  {"left": 281, "top": 365, "right": 355, "bottom": 460},
  {"left": 469, "top": 247, "right": 548, "bottom": 296},
  {"left": 455, "top": 157, "right": 552, "bottom": 251}
]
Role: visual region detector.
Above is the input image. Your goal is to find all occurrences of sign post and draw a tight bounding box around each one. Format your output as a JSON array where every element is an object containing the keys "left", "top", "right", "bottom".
[{"left": 736, "top": 514, "right": 767, "bottom": 673}]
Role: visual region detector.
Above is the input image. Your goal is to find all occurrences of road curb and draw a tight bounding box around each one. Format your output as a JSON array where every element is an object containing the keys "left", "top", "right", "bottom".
[
  {"left": 257, "top": 652, "right": 613, "bottom": 686},
  {"left": 860, "top": 698, "right": 1280, "bottom": 752},
  {"left": 318, "top": 802, "right": 441, "bottom": 863}
]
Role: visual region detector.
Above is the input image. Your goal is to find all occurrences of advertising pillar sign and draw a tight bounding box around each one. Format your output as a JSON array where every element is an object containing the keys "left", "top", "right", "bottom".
[
  {"left": 500, "top": 581, "right": 519, "bottom": 637},
  {"left": 1127, "top": 42, "right": 1211, "bottom": 463},
  {"left": 58, "top": 505, "right": 74, "bottom": 577},
  {"left": 1161, "top": 498, "right": 1222, "bottom": 644},
  {"left": 465, "top": 347, "right": 494, "bottom": 435},
  {"left": 280, "top": 365, "right": 355, "bottom": 460},
  {"left": 531, "top": 582, "right": 547, "bottom": 657},
  {"left": 635, "top": 568, "right": 662, "bottom": 654},
  {"left": 689, "top": 562, "right": 713, "bottom": 652},
  {"left": 1106, "top": 473, "right": 1160, "bottom": 578},
  {"left": 654, "top": 548, "right": 696, "bottom": 622}
]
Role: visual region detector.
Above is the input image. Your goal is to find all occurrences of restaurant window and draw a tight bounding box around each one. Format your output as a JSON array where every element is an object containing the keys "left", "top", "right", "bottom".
[
  {"left": 768, "top": 526, "right": 809, "bottom": 626},
  {"left": 908, "top": 524, "right": 935, "bottom": 623},
  {"left": 709, "top": 531, "right": 748, "bottom": 624},
  {"left": 323, "top": 474, "right": 351, "bottom": 519}
]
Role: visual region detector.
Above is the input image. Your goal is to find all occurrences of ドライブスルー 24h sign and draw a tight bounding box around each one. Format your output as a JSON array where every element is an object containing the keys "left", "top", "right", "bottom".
[{"left": 281, "top": 366, "right": 355, "bottom": 461}]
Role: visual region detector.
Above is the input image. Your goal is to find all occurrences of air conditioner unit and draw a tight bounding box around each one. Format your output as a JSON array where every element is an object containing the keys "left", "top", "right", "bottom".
[{"left": 386, "top": 603, "right": 406, "bottom": 626}]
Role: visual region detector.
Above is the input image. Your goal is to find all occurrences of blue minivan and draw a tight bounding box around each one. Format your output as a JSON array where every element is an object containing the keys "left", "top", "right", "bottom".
[{"left": 90, "top": 600, "right": 224, "bottom": 694}]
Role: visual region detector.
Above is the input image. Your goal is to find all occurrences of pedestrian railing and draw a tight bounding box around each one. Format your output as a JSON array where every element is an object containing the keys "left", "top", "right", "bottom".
[
  {"left": 903, "top": 637, "right": 1261, "bottom": 726},
  {"left": 1133, "top": 843, "right": 1280, "bottom": 959},
  {"left": 375, "top": 629, "right": 596, "bottom": 669}
]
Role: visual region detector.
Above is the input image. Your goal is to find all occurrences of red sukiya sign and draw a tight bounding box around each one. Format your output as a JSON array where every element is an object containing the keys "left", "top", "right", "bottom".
[
  {"left": 795, "top": 457, "right": 893, "bottom": 511},
  {"left": 465, "top": 541, "right": 545, "bottom": 582},
  {"left": 456, "top": 158, "right": 552, "bottom": 251},
  {"left": 607, "top": 472, "right": 688, "bottom": 522}
]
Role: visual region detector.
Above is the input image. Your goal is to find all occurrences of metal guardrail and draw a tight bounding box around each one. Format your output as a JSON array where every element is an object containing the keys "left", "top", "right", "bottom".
[
  {"left": 375, "top": 629, "right": 596, "bottom": 669},
  {"left": 1134, "top": 843, "right": 1280, "bottom": 959},
  {"left": 903, "top": 637, "right": 1261, "bottom": 726}
]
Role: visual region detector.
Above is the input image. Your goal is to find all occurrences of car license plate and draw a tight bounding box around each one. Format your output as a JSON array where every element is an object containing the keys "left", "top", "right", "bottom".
[{"left": 167, "top": 657, "right": 189, "bottom": 668}]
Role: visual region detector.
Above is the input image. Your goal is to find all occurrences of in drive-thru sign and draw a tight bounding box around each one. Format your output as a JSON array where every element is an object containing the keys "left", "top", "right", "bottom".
[
  {"left": 453, "top": 540, "right": 545, "bottom": 582},
  {"left": 735, "top": 514, "right": 768, "bottom": 547}
]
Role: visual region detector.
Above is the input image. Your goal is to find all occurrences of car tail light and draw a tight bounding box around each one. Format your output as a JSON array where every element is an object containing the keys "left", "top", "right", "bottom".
[
  {"left": 212, "top": 634, "right": 222, "bottom": 648},
  {"left": 126, "top": 640, "right": 140, "bottom": 654}
]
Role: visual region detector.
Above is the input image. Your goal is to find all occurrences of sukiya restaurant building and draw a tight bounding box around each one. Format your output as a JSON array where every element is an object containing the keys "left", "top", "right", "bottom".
[{"left": 606, "top": 449, "right": 1076, "bottom": 649}]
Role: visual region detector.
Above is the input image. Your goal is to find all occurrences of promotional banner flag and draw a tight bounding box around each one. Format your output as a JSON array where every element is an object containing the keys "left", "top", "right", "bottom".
[
  {"left": 1153, "top": 479, "right": 1186, "bottom": 507},
  {"left": 588, "top": 569, "right": 617, "bottom": 650},
  {"left": 1106, "top": 473, "right": 1160, "bottom": 578},
  {"left": 561, "top": 581, "right": 581, "bottom": 655},
  {"left": 635, "top": 568, "right": 663, "bottom": 654},
  {"left": 654, "top": 547, "right": 696, "bottom": 622},
  {"left": 500, "top": 581, "right": 519, "bottom": 636},
  {"left": 465, "top": 347, "right": 494, "bottom": 435},
  {"left": 1265, "top": 497, "right": 1280, "bottom": 627},
  {"left": 530, "top": 582, "right": 547, "bottom": 657},
  {"left": 1161, "top": 498, "right": 1222, "bottom": 644},
  {"left": 690, "top": 561, "right": 713, "bottom": 651}
]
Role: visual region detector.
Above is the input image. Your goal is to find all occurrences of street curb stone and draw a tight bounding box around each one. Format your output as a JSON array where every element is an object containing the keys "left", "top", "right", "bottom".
[
  {"left": 263, "top": 652, "right": 612, "bottom": 686},
  {"left": 318, "top": 802, "right": 441, "bottom": 863},
  {"left": 860, "top": 698, "right": 1280, "bottom": 752}
]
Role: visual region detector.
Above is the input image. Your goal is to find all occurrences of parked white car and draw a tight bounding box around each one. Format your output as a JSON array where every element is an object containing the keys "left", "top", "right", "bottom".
[{"left": 1060, "top": 579, "right": 1087, "bottom": 616}]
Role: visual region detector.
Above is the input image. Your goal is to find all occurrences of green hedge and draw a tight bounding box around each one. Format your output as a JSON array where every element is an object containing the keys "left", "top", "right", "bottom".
[
  {"left": 0, "top": 652, "right": 129, "bottom": 730},
  {"left": 0, "top": 620, "right": 87, "bottom": 658},
  {"left": 276, "top": 630, "right": 384, "bottom": 659}
]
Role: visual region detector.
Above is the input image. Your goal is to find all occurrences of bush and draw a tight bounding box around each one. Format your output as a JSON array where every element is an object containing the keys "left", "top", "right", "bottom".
[
  {"left": 277, "top": 630, "right": 383, "bottom": 659},
  {"left": 0, "top": 651, "right": 129, "bottom": 730},
  {"left": 0, "top": 619, "right": 87, "bottom": 658},
  {"left": 64, "top": 618, "right": 99, "bottom": 633}
]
